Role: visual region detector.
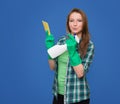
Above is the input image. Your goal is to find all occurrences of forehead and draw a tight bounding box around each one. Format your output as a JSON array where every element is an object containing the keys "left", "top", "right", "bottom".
[{"left": 69, "top": 12, "right": 82, "bottom": 19}]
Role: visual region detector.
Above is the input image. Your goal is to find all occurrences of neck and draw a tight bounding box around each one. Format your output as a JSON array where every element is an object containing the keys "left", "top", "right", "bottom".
[
  {"left": 71, "top": 32, "right": 82, "bottom": 39},
  {"left": 76, "top": 32, "right": 82, "bottom": 39}
]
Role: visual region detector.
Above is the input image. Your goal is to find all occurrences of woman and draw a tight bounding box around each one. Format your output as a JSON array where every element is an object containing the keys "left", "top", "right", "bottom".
[{"left": 45, "top": 8, "right": 94, "bottom": 104}]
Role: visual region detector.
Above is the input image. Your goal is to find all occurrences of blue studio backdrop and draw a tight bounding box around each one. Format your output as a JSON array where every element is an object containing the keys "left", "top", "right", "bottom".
[{"left": 0, "top": 0, "right": 120, "bottom": 104}]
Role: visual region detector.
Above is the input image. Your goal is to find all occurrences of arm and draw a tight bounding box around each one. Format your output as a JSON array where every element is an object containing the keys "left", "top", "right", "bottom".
[
  {"left": 48, "top": 36, "right": 67, "bottom": 70},
  {"left": 66, "top": 34, "right": 94, "bottom": 78},
  {"left": 73, "top": 41, "right": 94, "bottom": 78},
  {"left": 73, "top": 64, "right": 84, "bottom": 78},
  {"left": 48, "top": 60, "right": 56, "bottom": 70},
  {"left": 66, "top": 34, "right": 83, "bottom": 78},
  {"left": 45, "top": 31, "right": 55, "bottom": 59},
  {"left": 45, "top": 31, "right": 56, "bottom": 70}
]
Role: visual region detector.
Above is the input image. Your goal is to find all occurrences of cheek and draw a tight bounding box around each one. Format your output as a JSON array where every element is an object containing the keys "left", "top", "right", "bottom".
[
  {"left": 78, "top": 23, "right": 83, "bottom": 30},
  {"left": 69, "top": 23, "right": 73, "bottom": 29},
  {"left": 69, "top": 22, "right": 72, "bottom": 27},
  {"left": 79, "top": 22, "right": 83, "bottom": 27}
]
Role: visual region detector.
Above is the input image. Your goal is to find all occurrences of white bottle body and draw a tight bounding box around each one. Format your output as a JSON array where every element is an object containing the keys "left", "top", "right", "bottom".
[{"left": 47, "top": 35, "right": 79, "bottom": 58}]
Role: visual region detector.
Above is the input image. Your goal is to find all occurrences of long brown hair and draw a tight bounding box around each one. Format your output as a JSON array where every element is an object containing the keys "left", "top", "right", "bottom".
[{"left": 66, "top": 8, "right": 90, "bottom": 58}]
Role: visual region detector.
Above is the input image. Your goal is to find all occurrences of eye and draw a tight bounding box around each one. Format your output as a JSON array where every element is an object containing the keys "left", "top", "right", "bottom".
[
  {"left": 78, "top": 19, "right": 82, "bottom": 22},
  {"left": 69, "top": 19, "right": 74, "bottom": 22}
]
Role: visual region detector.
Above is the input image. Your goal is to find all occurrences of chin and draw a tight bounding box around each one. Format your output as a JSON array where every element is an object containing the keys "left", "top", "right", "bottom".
[
  {"left": 73, "top": 32, "right": 79, "bottom": 35},
  {"left": 73, "top": 31, "right": 82, "bottom": 35}
]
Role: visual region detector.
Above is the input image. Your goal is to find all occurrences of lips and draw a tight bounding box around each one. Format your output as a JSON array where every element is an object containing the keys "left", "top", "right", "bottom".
[{"left": 72, "top": 28, "right": 78, "bottom": 31}]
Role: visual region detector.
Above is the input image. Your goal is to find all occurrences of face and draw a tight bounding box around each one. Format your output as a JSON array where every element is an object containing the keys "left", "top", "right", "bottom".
[{"left": 69, "top": 12, "right": 83, "bottom": 35}]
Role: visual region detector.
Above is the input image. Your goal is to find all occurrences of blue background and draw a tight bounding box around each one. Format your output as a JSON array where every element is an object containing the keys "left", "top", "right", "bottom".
[{"left": 0, "top": 0, "right": 120, "bottom": 104}]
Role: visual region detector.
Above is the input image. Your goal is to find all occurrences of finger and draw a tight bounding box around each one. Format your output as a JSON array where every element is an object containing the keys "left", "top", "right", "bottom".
[{"left": 78, "top": 69, "right": 84, "bottom": 78}]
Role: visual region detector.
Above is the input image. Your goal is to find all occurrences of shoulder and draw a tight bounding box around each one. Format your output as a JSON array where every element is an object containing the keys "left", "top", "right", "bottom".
[{"left": 57, "top": 35, "right": 67, "bottom": 45}]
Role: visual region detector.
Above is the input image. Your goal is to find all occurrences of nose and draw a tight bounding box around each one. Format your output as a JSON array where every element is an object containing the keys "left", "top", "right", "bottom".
[{"left": 73, "top": 21, "right": 77, "bottom": 26}]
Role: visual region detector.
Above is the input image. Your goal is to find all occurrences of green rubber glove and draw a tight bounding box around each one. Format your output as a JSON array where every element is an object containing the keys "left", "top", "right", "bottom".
[
  {"left": 45, "top": 31, "right": 54, "bottom": 59},
  {"left": 45, "top": 31, "right": 54, "bottom": 49},
  {"left": 66, "top": 34, "right": 82, "bottom": 66}
]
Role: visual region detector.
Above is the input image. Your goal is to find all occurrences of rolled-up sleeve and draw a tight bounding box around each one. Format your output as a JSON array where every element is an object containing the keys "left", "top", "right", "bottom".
[{"left": 82, "top": 41, "right": 94, "bottom": 73}]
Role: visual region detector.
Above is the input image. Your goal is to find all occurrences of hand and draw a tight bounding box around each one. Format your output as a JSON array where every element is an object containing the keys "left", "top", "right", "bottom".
[
  {"left": 73, "top": 64, "right": 84, "bottom": 78},
  {"left": 66, "top": 34, "right": 77, "bottom": 54},
  {"left": 45, "top": 31, "right": 54, "bottom": 49},
  {"left": 66, "top": 34, "right": 82, "bottom": 66}
]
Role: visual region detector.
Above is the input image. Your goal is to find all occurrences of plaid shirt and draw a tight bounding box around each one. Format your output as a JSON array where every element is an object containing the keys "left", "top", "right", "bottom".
[{"left": 52, "top": 35, "right": 94, "bottom": 104}]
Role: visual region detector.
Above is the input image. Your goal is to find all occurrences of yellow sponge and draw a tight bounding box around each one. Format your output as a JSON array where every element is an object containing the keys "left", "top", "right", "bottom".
[{"left": 42, "top": 20, "right": 51, "bottom": 35}]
